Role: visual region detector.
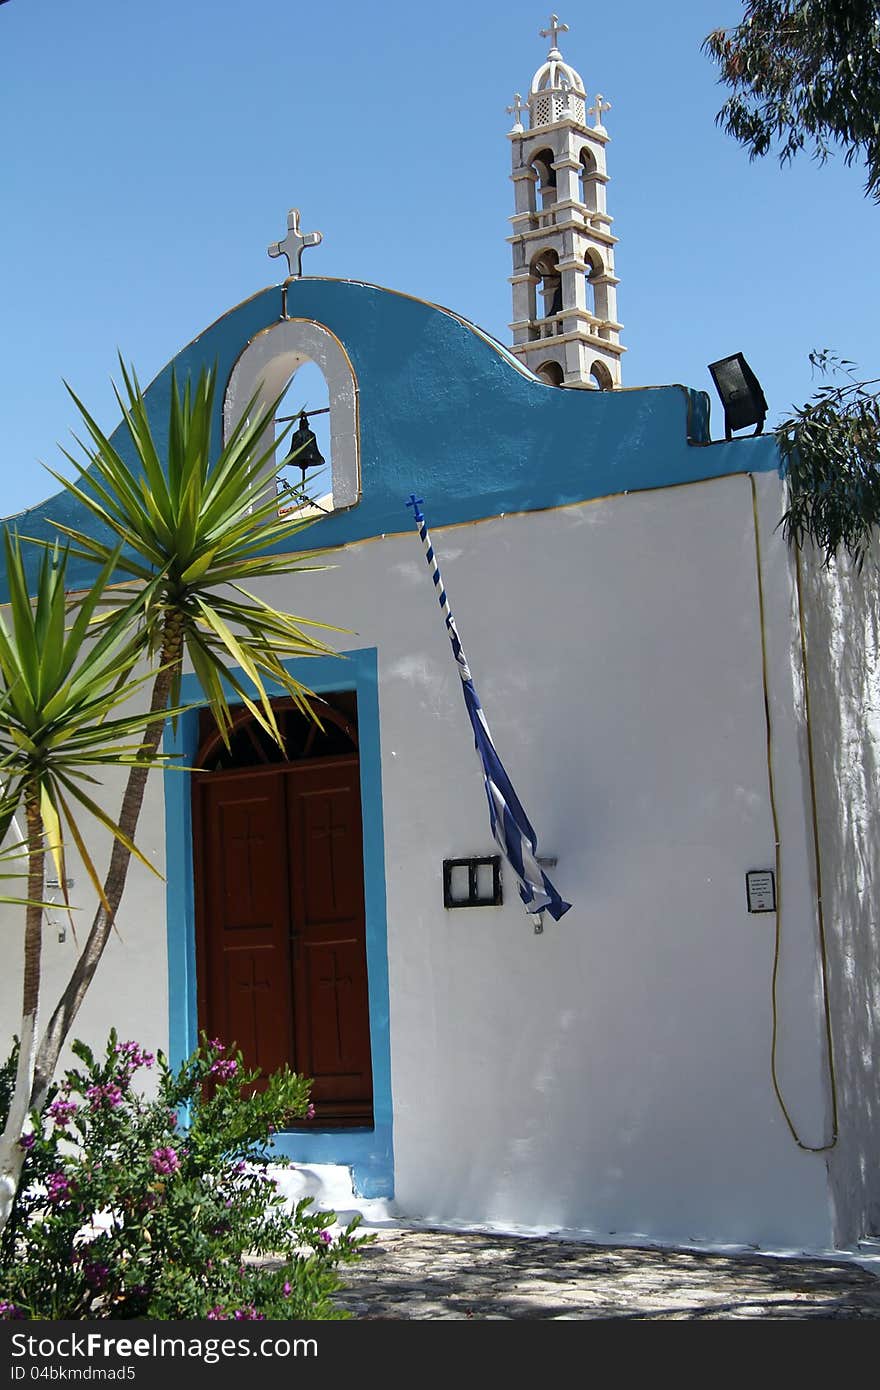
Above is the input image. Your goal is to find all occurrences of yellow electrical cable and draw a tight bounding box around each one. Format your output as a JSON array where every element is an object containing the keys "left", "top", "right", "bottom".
[{"left": 749, "top": 473, "right": 838, "bottom": 1151}]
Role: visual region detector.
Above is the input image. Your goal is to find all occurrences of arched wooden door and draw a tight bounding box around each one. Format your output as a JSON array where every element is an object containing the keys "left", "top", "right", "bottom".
[{"left": 192, "top": 696, "right": 373, "bottom": 1125}]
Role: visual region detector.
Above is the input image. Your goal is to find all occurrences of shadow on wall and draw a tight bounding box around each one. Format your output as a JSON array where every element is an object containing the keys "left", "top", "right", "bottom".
[{"left": 799, "top": 548, "right": 880, "bottom": 1244}]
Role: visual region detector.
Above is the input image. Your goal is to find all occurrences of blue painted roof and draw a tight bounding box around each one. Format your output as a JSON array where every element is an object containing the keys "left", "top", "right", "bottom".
[{"left": 1, "top": 276, "right": 781, "bottom": 596}]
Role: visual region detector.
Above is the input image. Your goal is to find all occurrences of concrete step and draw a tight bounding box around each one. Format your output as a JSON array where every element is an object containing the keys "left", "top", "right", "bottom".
[{"left": 271, "top": 1161, "right": 399, "bottom": 1232}]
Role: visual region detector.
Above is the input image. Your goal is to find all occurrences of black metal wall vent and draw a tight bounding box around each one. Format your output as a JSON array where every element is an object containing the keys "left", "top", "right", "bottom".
[{"left": 443, "top": 857, "right": 502, "bottom": 909}]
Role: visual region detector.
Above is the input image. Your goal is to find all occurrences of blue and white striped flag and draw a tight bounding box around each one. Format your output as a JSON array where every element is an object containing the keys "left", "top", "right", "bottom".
[{"left": 407, "top": 495, "right": 570, "bottom": 923}]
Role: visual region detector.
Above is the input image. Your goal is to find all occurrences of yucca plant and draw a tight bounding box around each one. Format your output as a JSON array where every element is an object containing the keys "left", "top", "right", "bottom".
[
  {"left": 27, "top": 360, "right": 341, "bottom": 1115},
  {"left": 0, "top": 535, "right": 175, "bottom": 1232}
]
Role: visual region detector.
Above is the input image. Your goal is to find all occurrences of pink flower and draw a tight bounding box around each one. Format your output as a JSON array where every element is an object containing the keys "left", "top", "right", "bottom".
[
  {"left": 114, "top": 1040, "right": 154, "bottom": 1079},
  {"left": 85, "top": 1083, "right": 123, "bottom": 1110},
  {"left": 208, "top": 1039, "right": 225, "bottom": 1052},
  {"left": 319, "top": 1230, "right": 332, "bottom": 1246},
  {"left": 18, "top": 1132, "right": 34, "bottom": 1151},
  {"left": 210, "top": 1058, "right": 238, "bottom": 1081},
  {"left": 283, "top": 1281, "right": 292, "bottom": 1297},
  {"left": 306, "top": 1103, "right": 316, "bottom": 1121},
  {"left": 83, "top": 1262, "right": 109, "bottom": 1289},
  {"left": 48, "top": 1098, "right": 79, "bottom": 1127},
  {"left": 46, "top": 1171, "right": 72, "bottom": 1203},
  {"left": 0, "top": 1300, "right": 25, "bottom": 1319},
  {"left": 150, "top": 1146, "right": 180, "bottom": 1176}
]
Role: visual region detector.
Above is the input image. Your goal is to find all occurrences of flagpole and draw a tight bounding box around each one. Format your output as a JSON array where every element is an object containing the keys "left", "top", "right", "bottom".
[
  {"left": 406, "top": 494, "right": 472, "bottom": 685},
  {"left": 406, "top": 495, "right": 571, "bottom": 926}
]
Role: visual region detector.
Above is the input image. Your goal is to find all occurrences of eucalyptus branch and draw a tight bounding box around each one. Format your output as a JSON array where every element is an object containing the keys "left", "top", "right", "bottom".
[
  {"left": 704, "top": 2, "right": 880, "bottom": 200},
  {"left": 778, "top": 352, "right": 880, "bottom": 569}
]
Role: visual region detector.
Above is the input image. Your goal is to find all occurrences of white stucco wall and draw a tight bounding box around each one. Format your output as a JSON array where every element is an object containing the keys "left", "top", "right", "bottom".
[
  {"left": 0, "top": 470, "right": 841, "bottom": 1250},
  {"left": 350, "top": 472, "right": 832, "bottom": 1248},
  {"left": 797, "top": 544, "right": 880, "bottom": 1247}
]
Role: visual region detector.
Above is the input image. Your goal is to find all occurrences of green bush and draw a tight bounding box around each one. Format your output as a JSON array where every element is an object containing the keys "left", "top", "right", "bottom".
[{"left": 0, "top": 1033, "right": 366, "bottom": 1319}]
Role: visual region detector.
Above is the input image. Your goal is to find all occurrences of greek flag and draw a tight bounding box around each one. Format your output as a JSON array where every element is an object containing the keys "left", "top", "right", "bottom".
[{"left": 407, "top": 495, "right": 570, "bottom": 923}]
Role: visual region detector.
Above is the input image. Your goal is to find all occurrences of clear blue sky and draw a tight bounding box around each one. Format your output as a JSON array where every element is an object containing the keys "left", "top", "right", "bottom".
[{"left": 2, "top": 0, "right": 878, "bottom": 516}]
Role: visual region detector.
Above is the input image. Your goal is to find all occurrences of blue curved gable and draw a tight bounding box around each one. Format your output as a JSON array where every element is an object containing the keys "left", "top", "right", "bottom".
[{"left": 2, "top": 276, "right": 781, "bottom": 594}]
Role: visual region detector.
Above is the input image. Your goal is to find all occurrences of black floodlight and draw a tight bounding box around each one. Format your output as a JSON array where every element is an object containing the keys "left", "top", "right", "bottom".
[{"left": 708, "top": 353, "right": 768, "bottom": 440}]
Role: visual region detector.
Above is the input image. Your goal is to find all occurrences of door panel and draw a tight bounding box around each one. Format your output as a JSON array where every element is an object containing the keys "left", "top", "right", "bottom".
[
  {"left": 288, "top": 759, "right": 373, "bottom": 1121},
  {"left": 196, "top": 773, "right": 294, "bottom": 1079},
  {"left": 194, "top": 752, "right": 373, "bottom": 1125}
]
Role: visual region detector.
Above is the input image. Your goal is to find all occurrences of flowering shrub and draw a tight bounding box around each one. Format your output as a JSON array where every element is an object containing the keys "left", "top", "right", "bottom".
[{"left": 0, "top": 1033, "right": 366, "bottom": 1319}]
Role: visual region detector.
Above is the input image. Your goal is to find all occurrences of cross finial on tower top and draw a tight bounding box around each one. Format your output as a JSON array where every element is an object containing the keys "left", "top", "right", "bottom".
[
  {"left": 268, "top": 208, "right": 323, "bottom": 278},
  {"left": 540, "top": 13, "right": 569, "bottom": 54}
]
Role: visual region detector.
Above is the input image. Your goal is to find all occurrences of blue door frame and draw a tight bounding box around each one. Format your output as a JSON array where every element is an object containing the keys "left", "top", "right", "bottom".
[{"left": 163, "top": 648, "right": 394, "bottom": 1197}]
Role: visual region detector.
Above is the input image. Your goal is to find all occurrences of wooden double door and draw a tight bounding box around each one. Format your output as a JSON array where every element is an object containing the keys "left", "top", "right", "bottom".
[{"left": 193, "top": 754, "right": 373, "bottom": 1125}]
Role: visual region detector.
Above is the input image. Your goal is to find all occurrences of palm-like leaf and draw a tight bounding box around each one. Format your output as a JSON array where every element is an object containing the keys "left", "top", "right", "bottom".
[
  {"left": 0, "top": 534, "right": 176, "bottom": 911},
  {"left": 0, "top": 823, "right": 54, "bottom": 908},
  {"left": 27, "top": 361, "right": 346, "bottom": 1118},
  {"left": 42, "top": 359, "right": 342, "bottom": 743}
]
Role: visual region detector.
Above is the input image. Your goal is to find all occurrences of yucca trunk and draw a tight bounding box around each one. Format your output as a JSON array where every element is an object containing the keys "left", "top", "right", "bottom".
[
  {"left": 0, "top": 790, "right": 45, "bottom": 1234},
  {"left": 30, "top": 624, "right": 184, "bottom": 1114}
]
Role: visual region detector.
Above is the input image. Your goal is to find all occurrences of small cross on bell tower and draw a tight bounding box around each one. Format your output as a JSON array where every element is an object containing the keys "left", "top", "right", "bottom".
[
  {"left": 589, "top": 93, "right": 612, "bottom": 132},
  {"left": 506, "top": 92, "right": 526, "bottom": 133}
]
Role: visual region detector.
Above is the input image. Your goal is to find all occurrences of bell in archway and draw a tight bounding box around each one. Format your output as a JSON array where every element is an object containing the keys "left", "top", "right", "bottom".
[{"left": 282, "top": 411, "right": 325, "bottom": 476}]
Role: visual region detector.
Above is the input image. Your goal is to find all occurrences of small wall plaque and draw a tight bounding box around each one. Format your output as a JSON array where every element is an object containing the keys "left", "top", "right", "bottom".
[
  {"left": 443, "top": 856, "right": 502, "bottom": 909},
  {"left": 746, "top": 869, "right": 776, "bottom": 913}
]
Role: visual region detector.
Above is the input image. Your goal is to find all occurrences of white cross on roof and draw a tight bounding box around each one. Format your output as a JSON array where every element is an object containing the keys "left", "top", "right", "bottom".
[{"left": 268, "top": 208, "right": 323, "bottom": 277}]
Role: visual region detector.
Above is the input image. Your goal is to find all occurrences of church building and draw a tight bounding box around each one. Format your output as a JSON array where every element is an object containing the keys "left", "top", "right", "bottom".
[{"left": 1, "top": 16, "right": 878, "bottom": 1257}]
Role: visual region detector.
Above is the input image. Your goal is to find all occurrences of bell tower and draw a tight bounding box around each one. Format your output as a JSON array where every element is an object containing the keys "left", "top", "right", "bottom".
[{"left": 507, "top": 14, "right": 624, "bottom": 388}]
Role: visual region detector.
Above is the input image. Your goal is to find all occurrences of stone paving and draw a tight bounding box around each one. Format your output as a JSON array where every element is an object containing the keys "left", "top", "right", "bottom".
[{"left": 331, "top": 1225, "right": 880, "bottom": 1320}]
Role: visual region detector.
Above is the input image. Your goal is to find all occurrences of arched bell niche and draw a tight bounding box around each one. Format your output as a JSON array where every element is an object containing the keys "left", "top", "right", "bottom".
[{"left": 223, "top": 318, "right": 360, "bottom": 513}]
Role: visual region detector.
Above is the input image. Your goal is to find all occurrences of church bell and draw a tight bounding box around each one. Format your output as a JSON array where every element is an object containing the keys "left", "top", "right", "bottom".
[{"left": 282, "top": 411, "right": 325, "bottom": 475}]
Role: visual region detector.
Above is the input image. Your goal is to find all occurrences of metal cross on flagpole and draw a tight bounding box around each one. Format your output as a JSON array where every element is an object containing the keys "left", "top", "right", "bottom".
[{"left": 406, "top": 495, "right": 571, "bottom": 926}]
